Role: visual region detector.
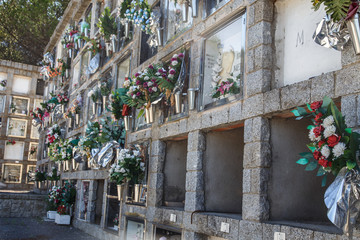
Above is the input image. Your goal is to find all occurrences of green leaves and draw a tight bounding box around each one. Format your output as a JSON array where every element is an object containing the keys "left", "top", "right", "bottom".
[
  {"left": 305, "top": 161, "right": 318, "bottom": 171},
  {"left": 347, "top": 161, "right": 357, "bottom": 170},
  {"left": 324, "top": 0, "right": 351, "bottom": 22},
  {"left": 317, "top": 167, "right": 326, "bottom": 176},
  {"left": 297, "top": 158, "right": 309, "bottom": 165},
  {"left": 97, "top": 7, "right": 117, "bottom": 41}
]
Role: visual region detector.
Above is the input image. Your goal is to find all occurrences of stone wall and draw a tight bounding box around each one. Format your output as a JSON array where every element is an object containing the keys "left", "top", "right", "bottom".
[{"left": 0, "top": 193, "right": 46, "bottom": 218}]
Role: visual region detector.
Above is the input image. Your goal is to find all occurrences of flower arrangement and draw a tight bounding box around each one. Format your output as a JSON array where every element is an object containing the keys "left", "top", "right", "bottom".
[
  {"left": 61, "top": 181, "right": 77, "bottom": 207},
  {"left": 82, "top": 36, "right": 102, "bottom": 54},
  {"left": 47, "top": 167, "right": 60, "bottom": 181},
  {"left": 211, "top": 74, "right": 241, "bottom": 99},
  {"left": 57, "top": 205, "right": 67, "bottom": 215},
  {"left": 88, "top": 87, "right": 101, "bottom": 103},
  {"left": 109, "top": 147, "right": 145, "bottom": 185},
  {"left": 99, "top": 77, "right": 113, "bottom": 97},
  {"left": 69, "top": 99, "right": 81, "bottom": 115},
  {"left": 110, "top": 88, "right": 128, "bottom": 120},
  {"left": 121, "top": 0, "right": 153, "bottom": 34},
  {"left": 121, "top": 64, "right": 162, "bottom": 110},
  {"left": 311, "top": 0, "right": 352, "bottom": 22},
  {"left": 113, "top": 214, "right": 119, "bottom": 225},
  {"left": 292, "top": 96, "right": 360, "bottom": 186},
  {"left": 47, "top": 186, "right": 62, "bottom": 211},
  {"left": 56, "top": 92, "right": 69, "bottom": 105},
  {"left": 49, "top": 140, "right": 62, "bottom": 162},
  {"left": 6, "top": 140, "right": 16, "bottom": 145},
  {"left": 97, "top": 7, "right": 117, "bottom": 42},
  {"left": 157, "top": 52, "right": 185, "bottom": 98},
  {"left": 30, "top": 107, "right": 44, "bottom": 121},
  {"left": 46, "top": 124, "right": 62, "bottom": 146},
  {"left": 10, "top": 103, "right": 16, "bottom": 113},
  {"left": 35, "top": 169, "right": 47, "bottom": 182},
  {"left": 0, "top": 79, "right": 7, "bottom": 87}
]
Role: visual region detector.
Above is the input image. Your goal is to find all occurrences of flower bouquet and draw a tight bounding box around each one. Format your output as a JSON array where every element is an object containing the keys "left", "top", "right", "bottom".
[
  {"left": 30, "top": 145, "right": 37, "bottom": 155},
  {"left": 293, "top": 96, "right": 360, "bottom": 234},
  {"left": 35, "top": 169, "right": 47, "bottom": 182},
  {"left": 121, "top": 0, "right": 153, "bottom": 34},
  {"left": 211, "top": 74, "right": 241, "bottom": 99},
  {"left": 111, "top": 87, "right": 128, "bottom": 120},
  {"left": 46, "top": 124, "right": 62, "bottom": 146}
]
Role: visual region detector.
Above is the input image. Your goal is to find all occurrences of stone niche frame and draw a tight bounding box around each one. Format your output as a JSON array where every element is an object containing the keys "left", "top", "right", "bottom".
[
  {"left": 203, "top": 126, "right": 244, "bottom": 214},
  {"left": 125, "top": 218, "right": 145, "bottom": 240},
  {"left": 200, "top": 11, "right": 247, "bottom": 111},
  {"left": 163, "top": 137, "right": 188, "bottom": 209},
  {"left": 268, "top": 117, "right": 336, "bottom": 226},
  {"left": 2, "top": 163, "right": 23, "bottom": 183}
]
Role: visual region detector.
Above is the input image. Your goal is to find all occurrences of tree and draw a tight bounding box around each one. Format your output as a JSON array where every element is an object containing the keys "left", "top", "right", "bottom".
[{"left": 0, "top": 0, "right": 70, "bottom": 65}]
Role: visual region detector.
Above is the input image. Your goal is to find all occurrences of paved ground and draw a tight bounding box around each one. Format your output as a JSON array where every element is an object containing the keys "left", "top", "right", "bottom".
[{"left": 0, "top": 218, "right": 99, "bottom": 240}]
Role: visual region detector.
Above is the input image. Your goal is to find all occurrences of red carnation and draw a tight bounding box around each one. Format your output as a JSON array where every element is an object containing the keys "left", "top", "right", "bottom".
[
  {"left": 314, "top": 113, "right": 323, "bottom": 124},
  {"left": 318, "top": 157, "right": 331, "bottom": 168},
  {"left": 327, "top": 135, "right": 341, "bottom": 147},
  {"left": 313, "top": 150, "right": 322, "bottom": 160},
  {"left": 310, "top": 101, "right": 323, "bottom": 111},
  {"left": 313, "top": 126, "right": 324, "bottom": 138},
  {"left": 318, "top": 140, "right": 326, "bottom": 148}
]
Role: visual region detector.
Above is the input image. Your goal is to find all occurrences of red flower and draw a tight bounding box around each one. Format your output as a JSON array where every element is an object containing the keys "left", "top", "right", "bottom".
[
  {"left": 318, "top": 157, "right": 332, "bottom": 168},
  {"left": 313, "top": 126, "right": 324, "bottom": 138},
  {"left": 327, "top": 135, "right": 341, "bottom": 147},
  {"left": 313, "top": 150, "right": 322, "bottom": 160},
  {"left": 318, "top": 140, "right": 326, "bottom": 148},
  {"left": 314, "top": 113, "right": 323, "bottom": 124},
  {"left": 310, "top": 101, "right": 323, "bottom": 111}
]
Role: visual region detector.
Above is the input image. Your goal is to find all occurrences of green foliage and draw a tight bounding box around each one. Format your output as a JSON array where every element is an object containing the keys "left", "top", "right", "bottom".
[
  {"left": 311, "top": 0, "right": 351, "bottom": 22},
  {"left": 119, "top": 0, "right": 132, "bottom": 18},
  {"left": 0, "top": 0, "right": 70, "bottom": 65},
  {"left": 111, "top": 88, "right": 127, "bottom": 120},
  {"left": 97, "top": 7, "right": 117, "bottom": 41}
]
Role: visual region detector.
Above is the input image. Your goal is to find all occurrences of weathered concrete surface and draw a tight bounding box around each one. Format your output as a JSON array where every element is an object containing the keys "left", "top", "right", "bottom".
[
  {"left": 0, "top": 192, "right": 47, "bottom": 218},
  {"left": 0, "top": 217, "right": 99, "bottom": 240}
]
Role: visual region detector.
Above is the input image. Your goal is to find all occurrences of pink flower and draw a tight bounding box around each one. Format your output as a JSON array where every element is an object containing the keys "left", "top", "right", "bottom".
[
  {"left": 169, "top": 69, "right": 176, "bottom": 75},
  {"left": 178, "top": 53, "right": 184, "bottom": 58},
  {"left": 148, "top": 65, "right": 154, "bottom": 69}
]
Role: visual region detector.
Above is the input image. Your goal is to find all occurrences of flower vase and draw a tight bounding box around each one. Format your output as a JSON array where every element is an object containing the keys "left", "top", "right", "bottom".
[
  {"left": 68, "top": 49, "right": 72, "bottom": 58},
  {"left": 124, "top": 22, "right": 130, "bottom": 38},
  {"left": 117, "top": 184, "right": 126, "bottom": 201},
  {"left": 36, "top": 181, "right": 41, "bottom": 189},
  {"left": 65, "top": 160, "right": 69, "bottom": 171},
  {"left": 145, "top": 105, "right": 154, "bottom": 124},
  {"left": 92, "top": 102, "right": 96, "bottom": 114},
  {"left": 63, "top": 44, "right": 66, "bottom": 49},
  {"left": 187, "top": 88, "right": 197, "bottom": 111},
  {"left": 48, "top": 115, "right": 52, "bottom": 125},
  {"left": 182, "top": 2, "right": 188, "bottom": 22},
  {"left": 72, "top": 159, "right": 78, "bottom": 170},
  {"left": 75, "top": 114, "right": 80, "bottom": 125},
  {"left": 55, "top": 213, "right": 71, "bottom": 225},
  {"left": 84, "top": 28, "right": 89, "bottom": 38},
  {"left": 346, "top": 13, "right": 360, "bottom": 54},
  {"left": 105, "top": 42, "right": 111, "bottom": 57},
  {"left": 157, "top": 28, "right": 162, "bottom": 46},
  {"left": 192, "top": 0, "right": 198, "bottom": 17},
  {"left": 87, "top": 157, "right": 91, "bottom": 169},
  {"left": 102, "top": 96, "right": 107, "bottom": 112},
  {"left": 67, "top": 118, "right": 72, "bottom": 128},
  {"left": 65, "top": 69, "right": 69, "bottom": 79},
  {"left": 61, "top": 105, "right": 64, "bottom": 114},
  {"left": 174, "top": 92, "right": 182, "bottom": 114},
  {"left": 114, "top": 225, "right": 118, "bottom": 231},
  {"left": 111, "top": 34, "right": 117, "bottom": 53},
  {"left": 77, "top": 39, "right": 82, "bottom": 49},
  {"left": 124, "top": 116, "right": 131, "bottom": 131},
  {"left": 133, "top": 184, "right": 141, "bottom": 202},
  {"left": 47, "top": 211, "right": 56, "bottom": 220}
]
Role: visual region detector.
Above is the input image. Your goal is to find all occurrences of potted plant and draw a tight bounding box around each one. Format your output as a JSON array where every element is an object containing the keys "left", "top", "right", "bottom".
[
  {"left": 47, "top": 186, "right": 62, "bottom": 220},
  {"left": 113, "top": 214, "right": 119, "bottom": 231},
  {"left": 35, "top": 169, "right": 47, "bottom": 189},
  {"left": 55, "top": 181, "right": 76, "bottom": 225}
]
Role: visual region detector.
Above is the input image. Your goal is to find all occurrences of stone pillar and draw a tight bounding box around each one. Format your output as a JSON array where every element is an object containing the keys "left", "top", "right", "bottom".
[
  {"left": 246, "top": 0, "right": 273, "bottom": 96},
  {"left": 88, "top": 180, "right": 98, "bottom": 223},
  {"left": 147, "top": 140, "right": 166, "bottom": 207},
  {"left": 341, "top": 94, "right": 358, "bottom": 128},
  {"left": 242, "top": 117, "right": 270, "bottom": 221},
  {"left": 182, "top": 230, "right": 206, "bottom": 240}
]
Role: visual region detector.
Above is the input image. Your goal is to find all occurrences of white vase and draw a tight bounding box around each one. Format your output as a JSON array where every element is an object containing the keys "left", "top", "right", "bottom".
[
  {"left": 133, "top": 184, "right": 141, "bottom": 202},
  {"left": 55, "top": 213, "right": 71, "bottom": 225},
  {"left": 124, "top": 116, "right": 131, "bottom": 131},
  {"left": 346, "top": 13, "right": 360, "bottom": 54},
  {"left": 75, "top": 114, "right": 80, "bottom": 125},
  {"left": 145, "top": 105, "right": 154, "bottom": 124},
  {"left": 102, "top": 96, "right": 107, "bottom": 112}
]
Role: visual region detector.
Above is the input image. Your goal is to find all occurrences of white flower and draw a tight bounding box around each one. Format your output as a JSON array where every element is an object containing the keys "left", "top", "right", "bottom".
[
  {"left": 119, "top": 168, "right": 126, "bottom": 173},
  {"left": 168, "top": 74, "right": 174, "bottom": 78},
  {"left": 171, "top": 60, "right": 178, "bottom": 66},
  {"left": 54, "top": 133, "right": 59, "bottom": 139},
  {"left": 172, "top": 54, "right": 178, "bottom": 58},
  {"left": 321, "top": 145, "right": 331, "bottom": 158},
  {"left": 333, "top": 142, "right": 346, "bottom": 158},
  {"left": 152, "top": 87, "right": 157, "bottom": 92},
  {"left": 323, "top": 116, "right": 334, "bottom": 127},
  {"left": 324, "top": 125, "right": 336, "bottom": 138},
  {"left": 133, "top": 150, "right": 140, "bottom": 157},
  {"left": 147, "top": 81, "right": 153, "bottom": 87},
  {"left": 132, "top": 95, "right": 136, "bottom": 99},
  {"left": 144, "top": 76, "right": 150, "bottom": 81},
  {"left": 126, "top": 153, "right": 132, "bottom": 158},
  {"left": 87, "top": 90, "right": 94, "bottom": 97},
  {"left": 155, "top": 72, "right": 161, "bottom": 76},
  {"left": 123, "top": 80, "right": 131, "bottom": 88}
]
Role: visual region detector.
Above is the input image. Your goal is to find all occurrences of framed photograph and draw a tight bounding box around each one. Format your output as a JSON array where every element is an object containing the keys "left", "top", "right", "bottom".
[
  {"left": 9, "top": 96, "right": 30, "bottom": 115},
  {"left": 26, "top": 165, "right": 36, "bottom": 184},
  {"left": 4, "top": 141, "right": 25, "bottom": 160},
  {"left": 2, "top": 164, "right": 22, "bottom": 183},
  {"left": 7, "top": 118, "right": 27, "bottom": 137},
  {"left": 139, "top": 185, "right": 147, "bottom": 203},
  {"left": 28, "top": 142, "right": 38, "bottom": 161}
]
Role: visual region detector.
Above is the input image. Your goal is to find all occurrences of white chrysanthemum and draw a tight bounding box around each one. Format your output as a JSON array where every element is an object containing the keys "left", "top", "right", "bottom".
[
  {"left": 323, "top": 116, "right": 334, "bottom": 127},
  {"left": 119, "top": 168, "right": 126, "bottom": 173},
  {"left": 333, "top": 142, "right": 346, "bottom": 157},
  {"left": 133, "top": 150, "right": 140, "bottom": 157},
  {"left": 152, "top": 87, "right": 157, "bottom": 92},
  {"left": 171, "top": 60, "right": 178, "bottom": 66},
  {"left": 324, "top": 125, "right": 336, "bottom": 138},
  {"left": 147, "top": 81, "right": 153, "bottom": 87},
  {"left": 172, "top": 54, "right": 178, "bottom": 58},
  {"left": 155, "top": 72, "right": 161, "bottom": 76},
  {"left": 144, "top": 76, "right": 150, "bottom": 81},
  {"left": 321, "top": 145, "right": 331, "bottom": 158},
  {"left": 168, "top": 74, "right": 174, "bottom": 78}
]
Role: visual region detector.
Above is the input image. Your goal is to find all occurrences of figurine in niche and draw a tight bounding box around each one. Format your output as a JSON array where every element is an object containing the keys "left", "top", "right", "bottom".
[{"left": 211, "top": 44, "right": 235, "bottom": 87}]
